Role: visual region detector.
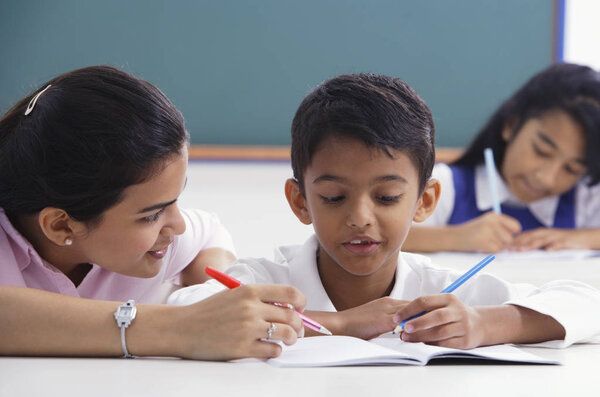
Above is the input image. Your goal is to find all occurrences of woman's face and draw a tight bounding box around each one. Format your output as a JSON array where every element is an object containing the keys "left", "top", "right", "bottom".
[
  {"left": 500, "top": 110, "right": 587, "bottom": 203},
  {"left": 71, "top": 148, "right": 188, "bottom": 278}
]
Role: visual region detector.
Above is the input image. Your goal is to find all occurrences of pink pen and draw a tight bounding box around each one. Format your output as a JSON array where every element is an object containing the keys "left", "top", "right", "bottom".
[
  {"left": 206, "top": 266, "right": 332, "bottom": 336},
  {"left": 271, "top": 302, "right": 332, "bottom": 335}
]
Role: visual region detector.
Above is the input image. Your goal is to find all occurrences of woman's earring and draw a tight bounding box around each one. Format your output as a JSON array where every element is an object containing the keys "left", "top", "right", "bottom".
[{"left": 64, "top": 238, "right": 73, "bottom": 246}]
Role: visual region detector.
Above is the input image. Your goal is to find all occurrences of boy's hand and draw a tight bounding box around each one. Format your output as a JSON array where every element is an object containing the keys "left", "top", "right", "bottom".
[
  {"left": 511, "top": 228, "right": 590, "bottom": 251},
  {"left": 393, "top": 293, "right": 484, "bottom": 349},
  {"left": 335, "top": 297, "right": 408, "bottom": 340},
  {"left": 451, "top": 212, "right": 522, "bottom": 253}
]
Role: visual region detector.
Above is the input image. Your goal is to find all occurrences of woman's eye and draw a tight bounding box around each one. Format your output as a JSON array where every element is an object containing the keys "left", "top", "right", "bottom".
[
  {"left": 320, "top": 195, "right": 344, "bottom": 204},
  {"left": 142, "top": 208, "right": 165, "bottom": 223}
]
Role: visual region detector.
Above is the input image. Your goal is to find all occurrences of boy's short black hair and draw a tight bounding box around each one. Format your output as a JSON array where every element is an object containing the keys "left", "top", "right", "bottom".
[{"left": 291, "top": 73, "right": 435, "bottom": 193}]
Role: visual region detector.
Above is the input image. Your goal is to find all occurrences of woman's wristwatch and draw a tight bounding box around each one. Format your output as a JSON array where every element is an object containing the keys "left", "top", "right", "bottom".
[{"left": 114, "top": 300, "right": 137, "bottom": 358}]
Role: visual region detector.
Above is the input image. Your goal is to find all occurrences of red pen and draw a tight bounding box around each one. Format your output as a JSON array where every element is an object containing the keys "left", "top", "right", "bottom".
[{"left": 205, "top": 266, "right": 332, "bottom": 336}]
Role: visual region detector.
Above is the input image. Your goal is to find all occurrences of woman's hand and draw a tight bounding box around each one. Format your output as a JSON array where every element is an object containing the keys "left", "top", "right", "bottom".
[
  {"left": 173, "top": 284, "right": 306, "bottom": 360},
  {"left": 393, "top": 294, "right": 484, "bottom": 349}
]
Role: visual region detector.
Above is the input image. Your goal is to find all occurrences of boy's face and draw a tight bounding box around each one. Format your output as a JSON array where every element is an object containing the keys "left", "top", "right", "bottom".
[
  {"left": 501, "top": 110, "right": 587, "bottom": 203},
  {"left": 287, "top": 135, "right": 438, "bottom": 280}
]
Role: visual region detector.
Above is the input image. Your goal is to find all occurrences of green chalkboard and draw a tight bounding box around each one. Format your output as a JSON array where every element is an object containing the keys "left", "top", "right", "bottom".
[{"left": 0, "top": 0, "right": 554, "bottom": 147}]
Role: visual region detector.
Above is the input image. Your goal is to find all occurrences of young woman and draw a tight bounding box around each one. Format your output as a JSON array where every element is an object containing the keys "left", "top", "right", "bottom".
[{"left": 0, "top": 65, "right": 304, "bottom": 360}]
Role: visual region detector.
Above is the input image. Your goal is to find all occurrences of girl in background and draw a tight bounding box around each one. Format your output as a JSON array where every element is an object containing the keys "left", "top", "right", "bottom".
[{"left": 404, "top": 63, "right": 600, "bottom": 253}]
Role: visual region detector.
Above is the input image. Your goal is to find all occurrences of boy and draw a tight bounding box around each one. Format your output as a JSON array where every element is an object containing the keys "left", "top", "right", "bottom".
[{"left": 170, "top": 73, "right": 600, "bottom": 348}]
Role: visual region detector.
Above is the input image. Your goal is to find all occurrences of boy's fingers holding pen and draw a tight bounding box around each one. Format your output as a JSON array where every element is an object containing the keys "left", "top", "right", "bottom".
[
  {"left": 393, "top": 294, "right": 456, "bottom": 326},
  {"left": 400, "top": 317, "right": 464, "bottom": 342},
  {"left": 401, "top": 310, "right": 482, "bottom": 349},
  {"left": 394, "top": 294, "right": 484, "bottom": 349}
]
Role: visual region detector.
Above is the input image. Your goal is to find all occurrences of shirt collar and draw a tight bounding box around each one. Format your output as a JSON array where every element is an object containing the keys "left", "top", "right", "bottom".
[
  {"left": 0, "top": 209, "right": 40, "bottom": 270},
  {"left": 282, "top": 235, "right": 337, "bottom": 312},
  {"left": 473, "top": 164, "right": 558, "bottom": 228}
]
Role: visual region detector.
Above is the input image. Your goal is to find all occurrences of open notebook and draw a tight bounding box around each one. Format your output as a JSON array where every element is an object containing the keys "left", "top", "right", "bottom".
[{"left": 267, "top": 334, "right": 559, "bottom": 367}]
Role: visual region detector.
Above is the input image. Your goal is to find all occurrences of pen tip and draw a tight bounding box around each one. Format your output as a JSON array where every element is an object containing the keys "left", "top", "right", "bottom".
[
  {"left": 393, "top": 325, "right": 403, "bottom": 334},
  {"left": 321, "top": 327, "right": 333, "bottom": 336}
]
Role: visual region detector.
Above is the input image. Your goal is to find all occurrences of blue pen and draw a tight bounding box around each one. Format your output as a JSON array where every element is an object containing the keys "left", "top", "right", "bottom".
[
  {"left": 484, "top": 148, "right": 502, "bottom": 214},
  {"left": 393, "top": 254, "right": 496, "bottom": 334}
]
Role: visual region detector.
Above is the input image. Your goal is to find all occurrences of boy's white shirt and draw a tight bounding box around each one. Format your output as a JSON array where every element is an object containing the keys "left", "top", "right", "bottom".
[
  {"left": 423, "top": 162, "right": 600, "bottom": 228},
  {"left": 168, "top": 235, "right": 600, "bottom": 348}
]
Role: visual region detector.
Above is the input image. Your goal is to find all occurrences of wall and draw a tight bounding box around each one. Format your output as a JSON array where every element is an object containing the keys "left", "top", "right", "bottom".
[{"left": 0, "top": 0, "right": 554, "bottom": 147}]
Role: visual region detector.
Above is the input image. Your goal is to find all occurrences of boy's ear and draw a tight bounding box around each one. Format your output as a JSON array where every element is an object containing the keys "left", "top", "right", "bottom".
[
  {"left": 413, "top": 178, "right": 441, "bottom": 223},
  {"left": 284, "top": 178, "right": 312, "bottom": 225},
  {"left": 38, "top": 207, "right": 81, "bottom": 247}
]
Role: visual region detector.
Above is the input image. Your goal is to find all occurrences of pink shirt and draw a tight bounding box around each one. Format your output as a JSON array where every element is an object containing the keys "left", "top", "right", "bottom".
[{"left": 0, "top": 208, "right": 235, "bottom": 303}]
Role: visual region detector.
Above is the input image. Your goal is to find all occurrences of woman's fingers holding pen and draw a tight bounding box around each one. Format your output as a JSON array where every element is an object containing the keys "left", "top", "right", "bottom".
[
  {"left": 242, "top": 283, "right": 306, "bottom": 339},
  {"left": 174, "top": 284, "right": 305, "bottom": 360},
  {"left": 254, "top": 283, "right": 307, "bottom": 313}
]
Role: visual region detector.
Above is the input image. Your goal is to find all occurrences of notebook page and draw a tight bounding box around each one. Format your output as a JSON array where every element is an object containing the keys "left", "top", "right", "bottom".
[
  {"left": 267, "top": 335, "right": 422, "bottom": 367},
  {"left": 372, "top": 334, "right": 559, "bottom": 365}
]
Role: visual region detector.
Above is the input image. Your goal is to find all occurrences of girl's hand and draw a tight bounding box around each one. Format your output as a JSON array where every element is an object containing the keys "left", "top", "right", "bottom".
[
  {"left": 335, "top": 297, "right": 408, "bottom": 340},
  {"left": 393, "top": 294, "right": 484, "bottom": 349},
  {"left": 174, "top": 284, "right": 305, "bottom": 361},
  {"left": 452, "top": 212, "right": 522, "bottom": 253},
  {"left": 511, "top": 228, "right": 590, "bottom": 251}
]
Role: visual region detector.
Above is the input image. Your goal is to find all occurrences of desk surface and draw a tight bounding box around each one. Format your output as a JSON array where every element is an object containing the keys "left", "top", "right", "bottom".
[
  {"left": 1, "top": 344, "right": 599, "bottom": 397},
  {"left": 3, "top": 252, "right": 599, "bottom": 396},
  {"left": 423, "top": 251, "right": 600, "bottom": 290}
]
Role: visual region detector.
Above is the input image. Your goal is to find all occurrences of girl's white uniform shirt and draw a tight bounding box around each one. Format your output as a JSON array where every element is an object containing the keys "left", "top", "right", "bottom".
[
  {"left": 424, "top": 162, "right": 600, "bottom": 228},
  {"left": 169, "top": 235, "right": 600, "bottom": 348}
]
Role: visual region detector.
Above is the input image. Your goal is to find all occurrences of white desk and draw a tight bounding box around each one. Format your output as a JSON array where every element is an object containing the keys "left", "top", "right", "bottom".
[
  {"left": 3, "top": 252, "right": 599, "bottom": 397},
  {"left": 1, "top": 344, "right": 599, "bottom": 397},
  {"left": 423, "top": 251, "right": 600, "bottom": 290}
]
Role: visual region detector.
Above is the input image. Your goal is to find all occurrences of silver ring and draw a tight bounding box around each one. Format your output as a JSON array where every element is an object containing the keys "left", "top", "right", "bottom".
[{"left": 267, "top": 322, "right": 276, "bottom": 339}]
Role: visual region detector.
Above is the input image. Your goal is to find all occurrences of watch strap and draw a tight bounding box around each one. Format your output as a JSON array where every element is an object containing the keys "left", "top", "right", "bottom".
[
  {"left": 120, "top": 326, "right": 133, "bottom": 358},
  {"left": 114, "top": 299, "right": 137, "bottom": 358}
]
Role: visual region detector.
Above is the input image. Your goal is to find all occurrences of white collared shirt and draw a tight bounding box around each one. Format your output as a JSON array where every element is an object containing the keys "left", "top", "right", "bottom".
[
  {"left": 423, "top": 163, "right": 600, "bottom": 228},
  {"left": 168, "top": 235, "right": 600, "bottom": 347}
]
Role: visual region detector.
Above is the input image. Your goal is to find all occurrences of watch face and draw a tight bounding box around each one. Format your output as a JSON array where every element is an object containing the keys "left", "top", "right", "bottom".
[{"left": 120, "top": 307, "right": 133, "bottom": 316}]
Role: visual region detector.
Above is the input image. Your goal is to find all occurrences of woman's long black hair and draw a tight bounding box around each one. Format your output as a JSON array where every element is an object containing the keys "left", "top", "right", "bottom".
[{"left": 0, "top": 65, "right": 189, "bottom": 224}]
